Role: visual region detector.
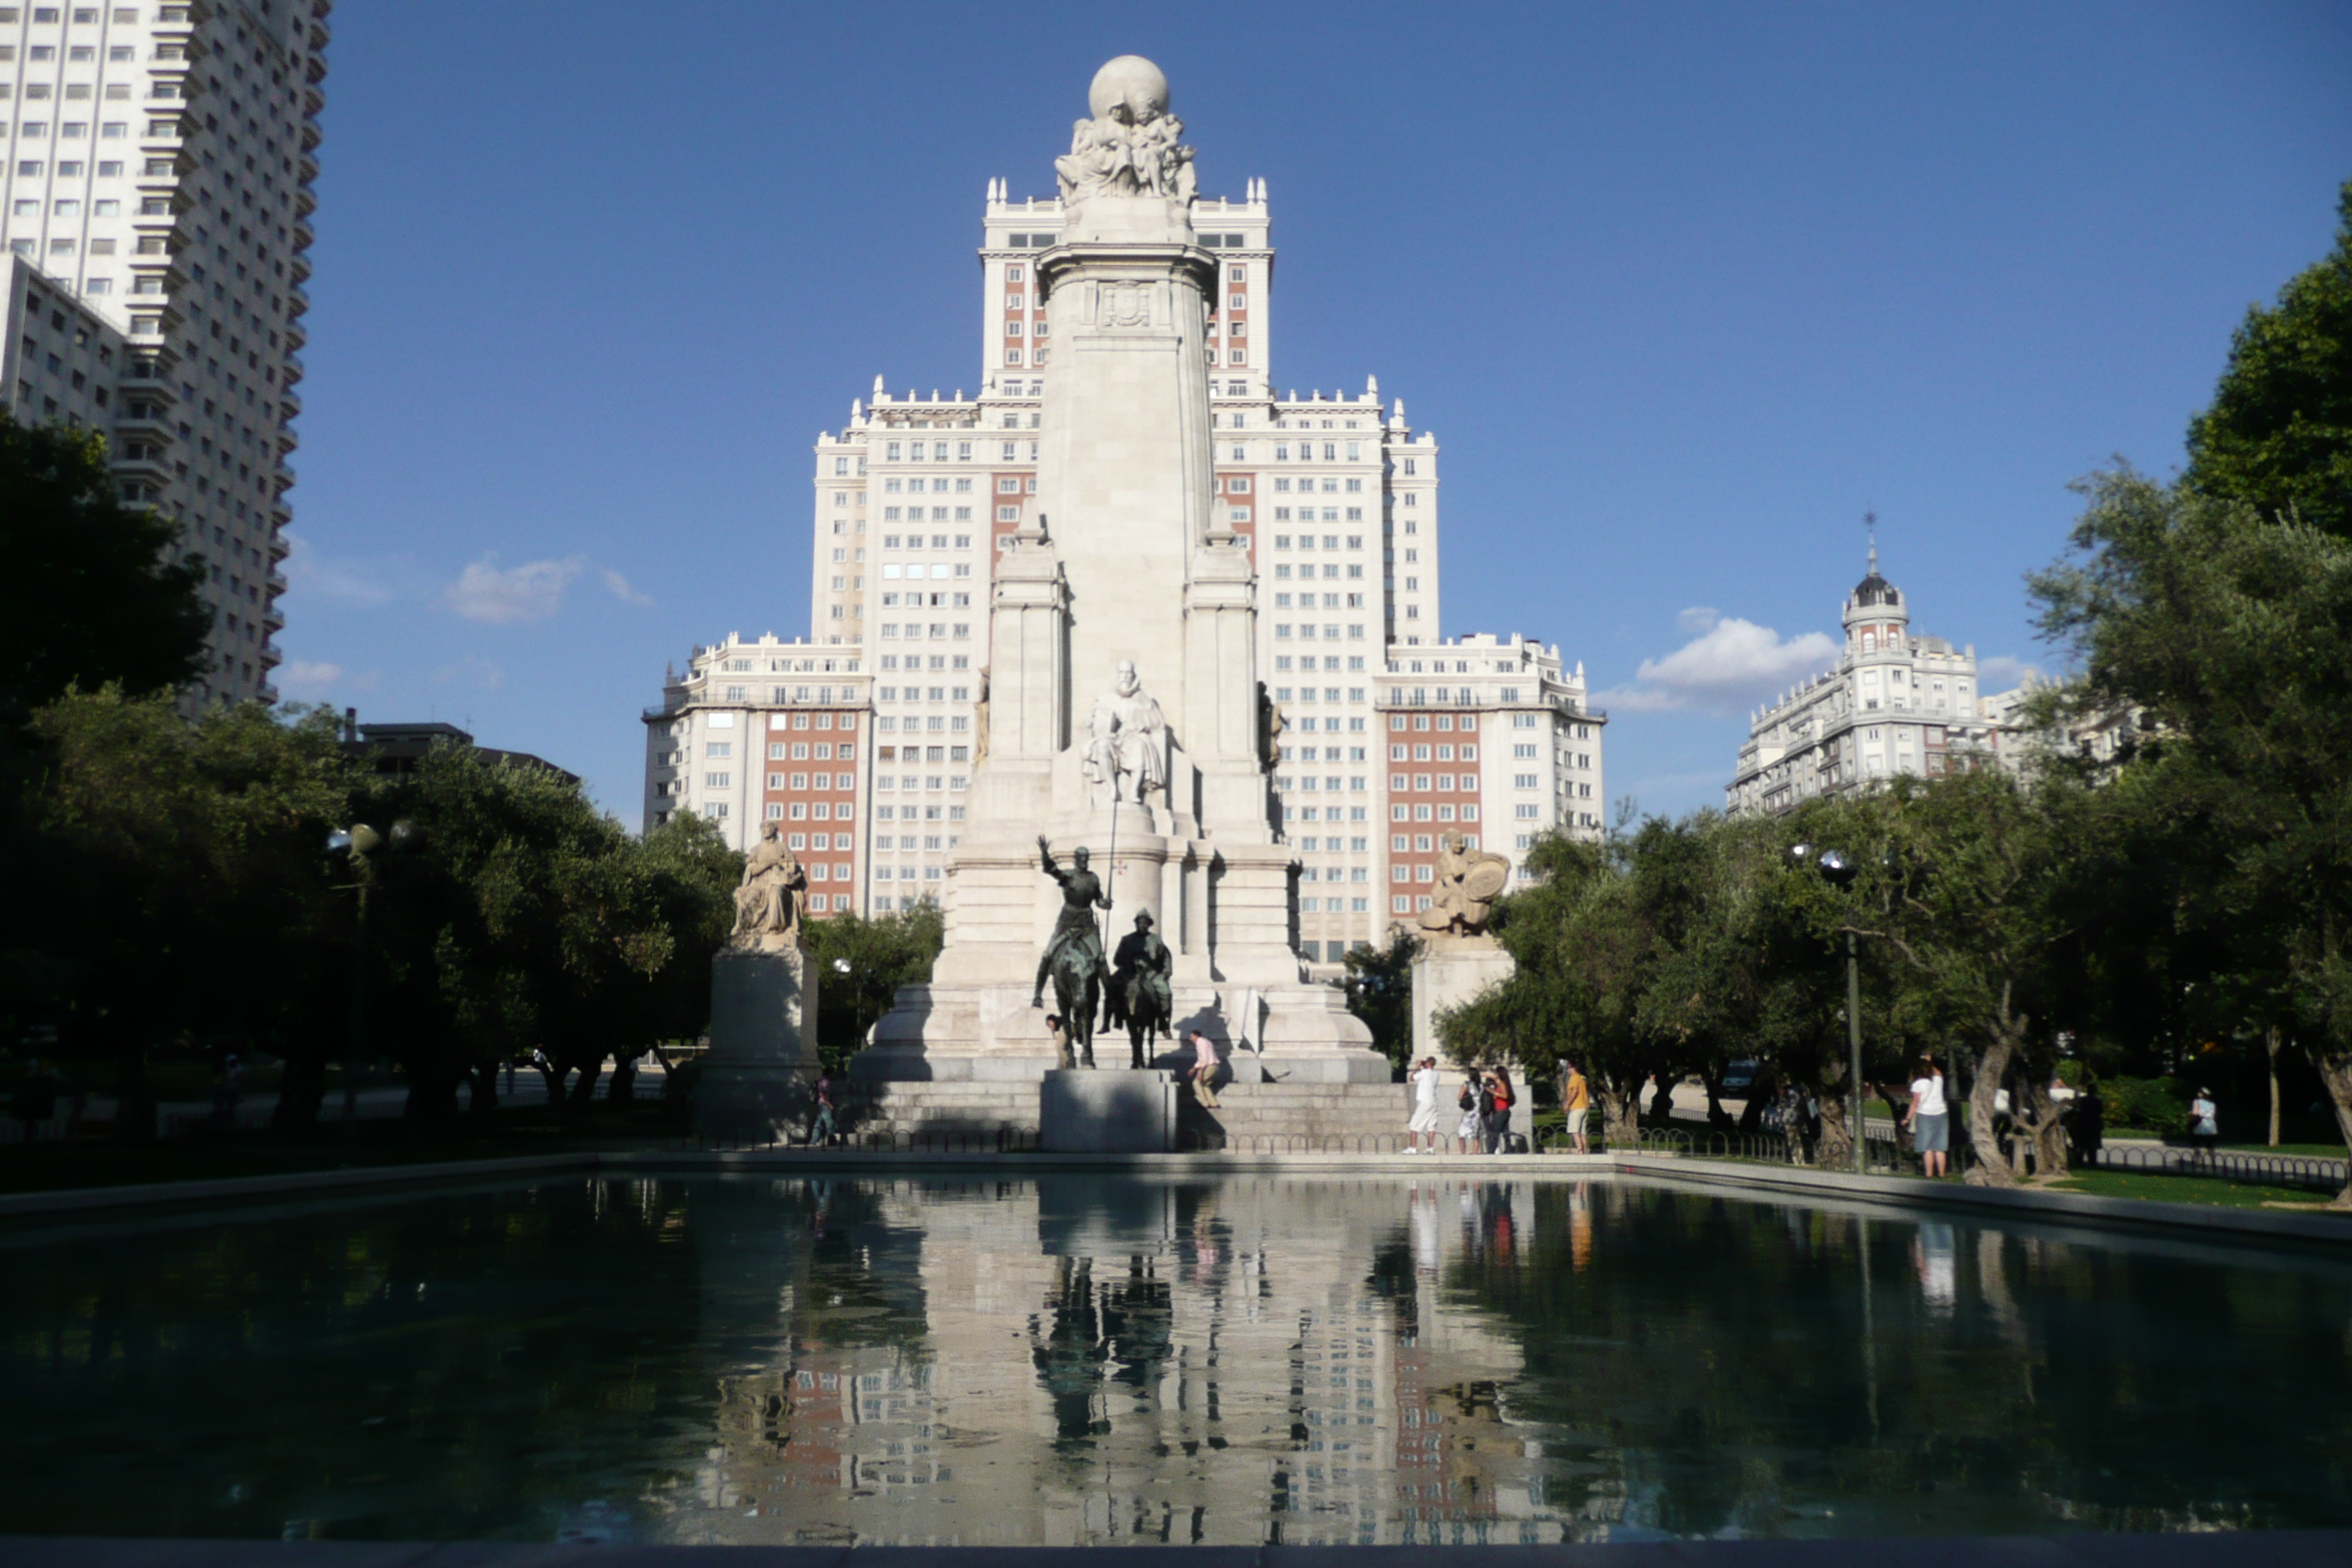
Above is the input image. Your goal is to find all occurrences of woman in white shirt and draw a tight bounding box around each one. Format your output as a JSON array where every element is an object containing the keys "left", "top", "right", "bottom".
[{"left": 1906, "top": 1054, "right": 1950, "bottom": 1178}]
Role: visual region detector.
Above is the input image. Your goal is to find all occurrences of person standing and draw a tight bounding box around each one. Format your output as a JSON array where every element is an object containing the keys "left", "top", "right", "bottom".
[
  {"left": 1483, "top": 1068, "right": 1515, "bottom": 1155},
  {"left": 1406, "top": 1057, "right": 1443, "bottom": 1153},
  {"left": 1561, "top": 1060, "right": 1591, "bottom": 1154},
  {"left": 2190, "top": 1087, "right": 2220, "bottom": 1162},
  {"left": 1455, "top": 1071, "right": 1483, "bottom": 1153},
  {"left": 1905, "top": 1054, "right": 1949, "bottom": 1179},
  {"left": 807, "top": 1071, "right": 837, "bottom": 1147}
]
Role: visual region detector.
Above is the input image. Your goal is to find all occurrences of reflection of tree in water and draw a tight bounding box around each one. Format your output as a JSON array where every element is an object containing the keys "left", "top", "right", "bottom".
[
  {"left": 1, "top": 1179, "right": 714, "bottom": 1540},
  {"left": 1029, "top": 1254, "right": 1175, "bottom": 1448},
  {"left": 1444, "top": 1183, "right": 2352, "bottom": 1537}
]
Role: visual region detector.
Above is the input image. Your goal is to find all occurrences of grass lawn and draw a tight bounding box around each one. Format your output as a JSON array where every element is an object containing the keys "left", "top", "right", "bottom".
[{"left": 2053, "top": 1168, "right": 2349, "bottom": 1211}]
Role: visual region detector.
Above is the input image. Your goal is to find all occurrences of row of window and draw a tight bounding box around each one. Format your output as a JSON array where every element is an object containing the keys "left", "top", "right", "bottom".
[
  {"left": 1391, "top": 803, "right": 1482, "bottom": 823},
  {"left": 1272, "top": 655, "right": 1368, "bottom": 674},
  {"left": 0, "top": 9, "right": 165, "bottom": 28},
  {"left": 765, "top": 772, "right": 853, "bottom": 791},
  {"left": 1390, "top": 774, "right": 1480, "bottom": 793}
]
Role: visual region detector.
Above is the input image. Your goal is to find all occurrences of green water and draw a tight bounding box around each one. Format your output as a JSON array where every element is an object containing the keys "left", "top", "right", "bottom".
[{"left": 2, "top": 1174, "right": 2347, "bottom": 1546}]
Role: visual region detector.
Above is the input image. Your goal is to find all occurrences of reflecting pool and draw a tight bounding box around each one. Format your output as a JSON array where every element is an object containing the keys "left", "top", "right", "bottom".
[{"left": 4, "top": 1175, "right": 2350, "bottom": 1546}]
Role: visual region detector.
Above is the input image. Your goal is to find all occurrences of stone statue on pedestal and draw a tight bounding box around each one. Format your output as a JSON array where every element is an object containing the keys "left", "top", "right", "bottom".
[
  {"left": 1417, "top": 830, "right": 1512, "bottom": 938},
  {"left": 1082, "top": 660, "right": 1167, "bottom": 806},
  {"left": 730, "top": 822, "right": 807, "bottom": 951},
  {"left": 1054, "top": 55, "right": 1196, "bottom": 208},
  {"left": 1033, "top": 835, "right": 1110, "bottom": 1066}
]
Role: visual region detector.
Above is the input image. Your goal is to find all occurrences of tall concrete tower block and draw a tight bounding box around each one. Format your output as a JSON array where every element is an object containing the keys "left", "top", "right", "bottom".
[{"left": 853, "top": 58, "right": 1383, "bottom": 1097}]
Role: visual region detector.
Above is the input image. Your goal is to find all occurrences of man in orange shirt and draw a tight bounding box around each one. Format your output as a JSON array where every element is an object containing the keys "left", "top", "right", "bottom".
[{"left": 1561, "top": 1060, "right": 1591, "bottom": 1154}]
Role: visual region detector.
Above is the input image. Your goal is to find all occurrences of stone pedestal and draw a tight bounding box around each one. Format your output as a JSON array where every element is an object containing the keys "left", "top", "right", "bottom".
[
  {"left": 1040, "top": 1068, "right": 1175, "bottom": 1152},
  {"left": 696, "top": 945, "right": 821, "bottom": 1142},
  {"left": 1411, "top": 938, "right": 1516, "bottom": 1066}
]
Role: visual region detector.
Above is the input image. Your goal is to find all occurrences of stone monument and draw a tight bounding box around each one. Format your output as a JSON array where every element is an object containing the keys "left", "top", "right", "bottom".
[
  {"left": 698, "top": 821, "right": 823, "bottom": 1141},
  {"left": 1410, "top": 831, "right": 1518, "bottom": 1067},
  {"left": 851, "top": 56, "right": 1385, "bottom": 1112}
]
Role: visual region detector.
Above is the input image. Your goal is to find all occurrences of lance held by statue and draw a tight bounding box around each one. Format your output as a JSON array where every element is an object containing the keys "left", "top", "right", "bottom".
[
  {"left": 1032, "top": 835, "right": 1110, "bottom": 1067},
  {"left": 1103, "top": 909, "right": 1174, "bottom": 1069}
]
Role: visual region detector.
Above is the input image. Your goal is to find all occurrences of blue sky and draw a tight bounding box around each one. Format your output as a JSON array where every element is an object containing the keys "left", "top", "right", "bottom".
[{"left": 278, "top": 1, "right": 2351, "bottom": 822}]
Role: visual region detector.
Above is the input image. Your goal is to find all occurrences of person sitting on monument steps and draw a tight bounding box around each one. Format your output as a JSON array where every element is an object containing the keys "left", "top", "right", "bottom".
[
  {"left": 1031, "top": 835, "right": 1109, "bottom": 1009},
  {"left": 1106, "top": 910, "right": 1174, "bottom": 1066}
]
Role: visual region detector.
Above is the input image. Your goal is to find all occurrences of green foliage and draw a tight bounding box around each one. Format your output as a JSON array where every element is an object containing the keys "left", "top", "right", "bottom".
[
  {"left": 2097, "top": 1074, "right": 2192, "bottom": 1134},
  {"left": 349, "top": 744, "right": 737, "bottom": 1121},
  {"left": 1, "top": 696, "right": 736, "bottom": 1133},
  {"left": 6, "top": 686, "right": 355, "bottom": 1067},
  {"left": 804, "top": 902, "right": 943, "bottom": 1074},
  {"left": 2185, "top": 181, "right": 2352, "bottom": 540},
  {"left": 1340, "top": 931, "right": 1417, "bottom": 1077},
  {"left": 2031, "top": 465, "right": 2352, "bottom": 1174},
  {"left": 0, "top": 422, "right": 208, "bottom": 728}
]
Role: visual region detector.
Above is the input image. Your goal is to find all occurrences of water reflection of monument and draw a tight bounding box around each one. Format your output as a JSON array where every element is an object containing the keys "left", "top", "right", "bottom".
[
  {"left": 668, "top": 1176, "right": 1555, "bottom": 1547},
  {"left": 848, "top": 57, "right": 1389, "bottom": 1136}
]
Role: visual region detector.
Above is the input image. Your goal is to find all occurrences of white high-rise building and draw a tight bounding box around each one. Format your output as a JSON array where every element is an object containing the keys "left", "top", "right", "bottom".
[
  {"left": 652, "top": 116, "right": 1599, "bottom": 943},
  {"left": 1, "top": 0, "right": 329, "bottom": 704}
]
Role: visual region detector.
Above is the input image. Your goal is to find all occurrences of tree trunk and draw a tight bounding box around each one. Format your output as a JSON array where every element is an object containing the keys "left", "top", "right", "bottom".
[
  {"left": 2307, "top": 1044, "right": 2352, "bottom": 1212},
  {"left": 1814, "top": 1093, "right": 1854, "bottom": 1170},
  {"left": 1599, "top": 1086, "right": 1640, "bottom": 1152},
  {"left": 2267, "top": 1027, "right": 2283, "bottom": 1147},
  {"left": 467, "top": 1062, "right": 499, "bottom": 1119},
  {"left": 566, "top": 1056, "right": 603, "bottom": 1109},
  {"left": 271, "top": 1038, "right": 327, "bottom": 1135},
  {"left": 1966, "top": 988, "right": 2027, "bottom": 1188}
]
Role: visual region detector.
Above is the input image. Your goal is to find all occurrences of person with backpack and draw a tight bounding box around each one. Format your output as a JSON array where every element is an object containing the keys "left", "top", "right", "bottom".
[
  {"left": 1483, "top": 1068, "right": 1515, "bottom": 1154},
  {"left": 1455, "top": 1070, "right": 1483, "bottom": 1153}
]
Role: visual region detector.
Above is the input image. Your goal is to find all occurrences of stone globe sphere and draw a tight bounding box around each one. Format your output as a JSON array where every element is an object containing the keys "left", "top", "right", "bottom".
[{"left": 1088, "top": 55, "right": 1169, "bottom": 123}]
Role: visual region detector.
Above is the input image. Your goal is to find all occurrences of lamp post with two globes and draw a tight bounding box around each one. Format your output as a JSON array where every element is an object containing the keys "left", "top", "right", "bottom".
[{"left": 1789, "top": 843, "right": 1866, "bottom": 1175}]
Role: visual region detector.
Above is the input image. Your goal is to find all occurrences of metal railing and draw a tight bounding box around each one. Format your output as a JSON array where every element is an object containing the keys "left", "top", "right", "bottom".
[{"left": 2085, "top": 1144, "right": 2346, "bottom": 1194}]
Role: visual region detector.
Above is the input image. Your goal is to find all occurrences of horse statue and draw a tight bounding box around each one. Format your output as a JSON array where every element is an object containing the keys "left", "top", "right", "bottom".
[
  {"left": 1103, "top": 910, "right": 1175, "bottom": 1070},
  {"left": 1049, "top": 942, "right": 1102, "bottom": 1068}
]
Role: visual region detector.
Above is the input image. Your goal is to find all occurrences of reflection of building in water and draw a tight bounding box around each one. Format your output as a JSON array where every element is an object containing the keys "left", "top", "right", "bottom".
[{"left": 662, "top": 1176, "right": 1564, "bottom": 1547}]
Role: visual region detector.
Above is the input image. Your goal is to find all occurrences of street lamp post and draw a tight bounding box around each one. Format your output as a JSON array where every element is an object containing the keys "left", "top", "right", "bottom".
[{"left": 1791, "top": 844, "right": 1866, "bottom": 1175}]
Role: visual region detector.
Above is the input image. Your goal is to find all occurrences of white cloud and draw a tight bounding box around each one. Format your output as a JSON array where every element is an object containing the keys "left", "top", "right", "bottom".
[
  {"left": 276, "top": 659, "right": 344, "bottom": 697},
  {"left": 1602, "top": 608, "right": 1840, "bottom": 714},
  {"left": 601, "top": 568, "right": 655, "bottom": 607},
  {"left": 1975, "top": 655, "right": 2040, "bottom": 693},
  {"left": 432, "top": 655, "right": 505, "bottom": 689},
  {"left": 281, "top": 532, "right": 393, "bottom": 607},
  {"left": 444, "top": 554, "right": 584, "bottom": 625}
]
